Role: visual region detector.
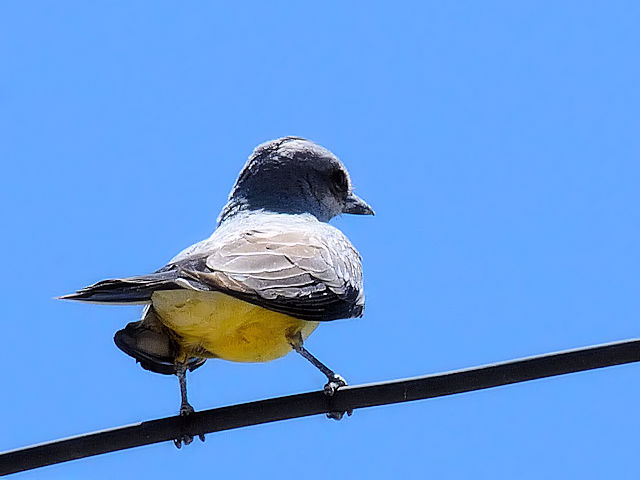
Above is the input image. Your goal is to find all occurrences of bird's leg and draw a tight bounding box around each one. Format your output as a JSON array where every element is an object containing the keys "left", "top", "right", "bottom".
[
  {"left": 173, "top": 363, "right": 205, "bottom": 448},
  {"left": 176, "top": 364, "right": 194, "bottom": 416},
  {"left": 290, "top": 338, "right": 352, "bottom": 420},
  {"left": 293, "top": 344, "right": 347, "bottom": 394}
]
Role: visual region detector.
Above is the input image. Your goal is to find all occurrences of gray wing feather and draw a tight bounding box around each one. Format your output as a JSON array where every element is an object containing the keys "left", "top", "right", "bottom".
[
  {"left": 181, "top": 220, "right": 364, "bottom": 321},
  {"left": 63, "top": 214, "right": 365, "bottom": 321}
]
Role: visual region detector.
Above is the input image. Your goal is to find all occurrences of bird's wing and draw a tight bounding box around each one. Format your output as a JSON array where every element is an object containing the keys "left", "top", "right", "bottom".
[
  {"left": 178, "top": 224, "right": 364, "bottom": 321},
  {"left": 61, "top": 220, "right": 364, "bottom": 322}
]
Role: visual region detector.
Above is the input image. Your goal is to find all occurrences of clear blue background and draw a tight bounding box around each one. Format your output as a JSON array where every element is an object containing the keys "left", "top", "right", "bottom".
[{"left": 2, "top": 2, "right": 639, "bottom": 478}]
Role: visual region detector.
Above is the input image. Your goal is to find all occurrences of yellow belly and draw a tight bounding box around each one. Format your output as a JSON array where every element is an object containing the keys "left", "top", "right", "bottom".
[{"left": 151, "top": 290, "right": 318, "bottom": 363}]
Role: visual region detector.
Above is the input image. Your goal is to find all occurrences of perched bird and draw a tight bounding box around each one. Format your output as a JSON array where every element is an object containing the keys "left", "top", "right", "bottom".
[{"left": 60, "top": 137, "right": 373, "bottom": 446}]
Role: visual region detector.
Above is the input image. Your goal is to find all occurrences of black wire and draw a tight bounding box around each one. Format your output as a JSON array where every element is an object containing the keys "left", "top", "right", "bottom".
[{"left": 2, "top": 338, "right": 639, "bottom": 476}]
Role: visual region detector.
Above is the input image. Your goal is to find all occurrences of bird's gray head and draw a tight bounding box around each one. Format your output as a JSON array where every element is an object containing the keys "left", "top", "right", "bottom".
[{"left": 218, "top": 137, "right": 374, "bottom": 224}]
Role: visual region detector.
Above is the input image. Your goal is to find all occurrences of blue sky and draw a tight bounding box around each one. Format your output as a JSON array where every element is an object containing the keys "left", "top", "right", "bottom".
[{"left": 2, "top": 2, "right": 639, "bottom": 478}]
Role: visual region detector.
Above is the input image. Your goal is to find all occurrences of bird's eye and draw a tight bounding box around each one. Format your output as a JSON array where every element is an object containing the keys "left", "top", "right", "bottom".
[{"left": 330, "top": 169, "right": 348, "bottom": 193}]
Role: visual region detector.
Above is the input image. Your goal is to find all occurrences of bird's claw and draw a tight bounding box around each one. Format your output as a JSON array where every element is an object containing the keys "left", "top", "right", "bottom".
[
  {"left": 180, "top": 403, "right": 195, "bottom": 416},
  {"left": 323, "top": 374, "right": 347, "bottom": 396},
  {"left": 173, "top": 403, "right": 205, "bottom": 448},
  {"left": 323, "top": 374, "right": 352, "bottom": 420},
  {"left": 174, "top": 434, "right": 194, "bottom": 449},
  {"left": 173, "top": 432, "right": 205, "bottom": 448},
  {"left": 326, "top": 409, "right": 353, "bottom": 421}
]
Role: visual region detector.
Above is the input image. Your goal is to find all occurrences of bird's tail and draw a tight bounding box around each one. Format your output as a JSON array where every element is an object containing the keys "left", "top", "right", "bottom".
[
  {"left": 58, "top": 270, "right": 204, "bottom": 304},
  {"left": 114, "top": 307, "right": 206, "bottom": 375}
]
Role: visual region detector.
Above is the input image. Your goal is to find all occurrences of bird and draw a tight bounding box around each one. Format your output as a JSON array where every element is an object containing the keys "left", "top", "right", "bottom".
[{"left": 60, "top": 137, "right": 373, "bottom": 446}]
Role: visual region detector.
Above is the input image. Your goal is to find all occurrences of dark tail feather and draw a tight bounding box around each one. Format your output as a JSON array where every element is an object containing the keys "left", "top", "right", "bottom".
[
  {"left": 113, "top": 309, "right": 206, "bottom": 375},
  {"left": 58, "top": 270, "right": 193, "bottom": 304},
  {"left": 114, "top": 317, "right": 206, "bottom": 375}
]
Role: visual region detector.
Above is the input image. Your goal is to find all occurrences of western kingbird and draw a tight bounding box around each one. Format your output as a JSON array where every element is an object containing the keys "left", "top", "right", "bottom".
[{"left": 61, "top": 137, "right": 373, "bottom": 446}]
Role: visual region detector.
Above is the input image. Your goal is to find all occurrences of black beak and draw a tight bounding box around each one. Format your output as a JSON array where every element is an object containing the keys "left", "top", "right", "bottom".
[{"left": 343, "top": 193, "right": 375, "bottom": 216}]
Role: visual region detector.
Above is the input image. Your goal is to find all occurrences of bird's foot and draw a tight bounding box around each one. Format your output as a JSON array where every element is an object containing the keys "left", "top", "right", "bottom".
[
  {"left": 323, "top": 374, "right": 353, "bottom": 420},
  {"left": 323, "top": 374, "right": 347, "bottom": 396},
  {"left": 173, "top": 402, "right": 206, "bottom": 448},
  {"left": 180, "top": 402, "right": 195, "bottom": 416}
]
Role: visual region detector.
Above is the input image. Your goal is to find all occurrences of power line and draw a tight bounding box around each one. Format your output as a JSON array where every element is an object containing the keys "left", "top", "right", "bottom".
[{"left": 2, "top": 338, "right": 639, "bottom": 476}]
